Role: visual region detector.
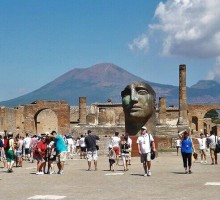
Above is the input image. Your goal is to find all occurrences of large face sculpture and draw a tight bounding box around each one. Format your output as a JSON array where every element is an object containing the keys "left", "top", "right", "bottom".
[{"left": 121, "top": 82, "right": 156, "bottom": 121}]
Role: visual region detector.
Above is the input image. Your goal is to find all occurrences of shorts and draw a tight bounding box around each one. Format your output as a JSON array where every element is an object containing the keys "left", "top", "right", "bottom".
[
  {"left": 87, "top": 151, "right": 98, "bottom": 161},
  {"left": 113, "top": 146, "right": 120, "bottom": 155},
  {"left": 109, "top": 158, "right": 115, "bottom": 165},
  {"left": 140, "top": 153, "right": 151, "bottom": 163},
  {"left": 56, "top": 151, "right": 67, "bottom": 163},
  {"left": 25, "top": 148, "right": 31, "bottom": 155},
  {"left": 33, "top": 154, "right": 45, "bottom": 162},
  {"left": 16, "top": 151, "right": 22, "bottom": 158},
  {"left": 199, "top": 149, "right": 206, "bottom": 155},
  {"left": 49, "top": 155, "right": 56, "bottom": 162},
  {"left": 6, "top": 150, "right": 15, "bottom": 162},
  {"left": 122, "top": 153, "right": 130, "bottom": 161},
  {"left": 80, "top": 147, "right": 87, "bottom": 152}
]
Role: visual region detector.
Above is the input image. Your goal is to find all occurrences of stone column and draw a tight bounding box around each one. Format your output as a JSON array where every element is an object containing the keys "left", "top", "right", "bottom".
[
  {"left": 178, "top": 64, "right": 188, "bottom": 125},
  {"left": 79, "top": 97, "right": 87, "bottom": 124},
  {"left": 159, "top": 97, "right": 166, "bottom": 125}
]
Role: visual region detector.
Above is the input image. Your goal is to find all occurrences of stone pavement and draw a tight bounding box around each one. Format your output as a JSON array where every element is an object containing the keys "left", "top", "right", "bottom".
[{"left": 1, "top": 152, "right": 220, "bottom": 200}]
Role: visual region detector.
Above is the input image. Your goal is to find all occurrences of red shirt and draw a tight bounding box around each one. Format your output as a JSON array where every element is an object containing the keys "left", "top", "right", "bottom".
[{"left": 35, "top": 141, "right": 47, "bottom": 157}]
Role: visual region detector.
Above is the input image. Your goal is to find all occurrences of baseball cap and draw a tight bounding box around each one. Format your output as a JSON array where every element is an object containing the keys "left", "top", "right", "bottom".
[{"left": 141, "top": 126, "right": 147, "bottom": 130}]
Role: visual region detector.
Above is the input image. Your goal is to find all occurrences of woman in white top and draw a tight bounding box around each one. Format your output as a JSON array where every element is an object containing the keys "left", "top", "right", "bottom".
[{"left": 197, "top": 133, "right": 207, "bottom": 163}]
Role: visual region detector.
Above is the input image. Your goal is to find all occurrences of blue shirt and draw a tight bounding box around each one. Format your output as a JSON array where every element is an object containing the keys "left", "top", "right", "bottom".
[
  {"left": 55, "top": 135, "right": 67, "bottom": 154},
  {"left": 181, "top": 137, "right": 193, "bottom": 153}
]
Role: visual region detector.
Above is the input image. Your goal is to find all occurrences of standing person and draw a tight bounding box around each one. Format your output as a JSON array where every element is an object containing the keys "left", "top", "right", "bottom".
[
  {"left": 15, "top": 135, "right": 23, "bottom": 167},
  {"left": 33, "top": 135, "right": 47, "bottom": 175},
  {"left": 120, "top": 136, "right": 131, "bottom": 171},
  {"left": 207, "top": 131, "right": 219, "bottom": 165},
  {"left": 108, "top": 145, "right": 116, "bottom": 172},
  {"left": 23, "top": 133, "right": 31, "bottom": 161},
  {"left": 126, "top": 133, "right": 132, "bottom": 165},
  {"left": 111, "top": 131, "right": 121, "bottom": 165},
  {"left": 0, "top": 135, "right": 6, "bottom": 168},
  {"left": 79, "top": 134, "right": 87, "bottom": 159},
  {"left": 178, "top": 130, "right": 195, "bottom": 174},
  {"left": 175, "top": 137, "right": 181, "bottom": 156},
  {"left": 137, "top": 126, "right": 156, "bottom": 177},
  {"left": 85, "top": 130, "right": 99, "bottom": 171},
  {"left": 49, "top": 131, "right": 67, "bottom": 174},
  {"left": 47, "top": 137, "right": 56, "bottom": 174},
  {"left": 5, "top": 133, "right": 15, "bottom": 173},
  {"left": 66, "top": 135, "right": 74, "bottom": 159},
  {"left": 197, "top": 133, "right": 207, "bottom": 163}
]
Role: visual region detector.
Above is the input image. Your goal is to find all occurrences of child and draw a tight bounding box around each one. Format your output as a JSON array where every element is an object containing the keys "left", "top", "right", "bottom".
[{"left": 108, "top": 145, "right": 116, "bottom": 172}]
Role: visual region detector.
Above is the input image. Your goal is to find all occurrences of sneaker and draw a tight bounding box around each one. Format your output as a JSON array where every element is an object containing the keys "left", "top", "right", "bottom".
[
  {"left": 147, "top": 171, "right": 152, "bottom": 176},
  {"left": 204, "top": 161, "right": 207, "bottom": 164},
  {"left": 144, "top": 173, "right": 147, "bottom": 177},
  {"left": 50, "top": 171, "right": 55, "bottom": 175},
  {"left": 58, "top": 170, "right": 64, "bottom": 175},
  {"left": 200, "top": 161, "right": 203, "bottom": 163},
  {"left": 36, "top": 171, "right": 44, "bottom": 175},
  {"left": 185, "top": 170, "right": 188, "bottom": 174},
  {"left": 188, "top": 170, "right": 192, "bottom": 174}
]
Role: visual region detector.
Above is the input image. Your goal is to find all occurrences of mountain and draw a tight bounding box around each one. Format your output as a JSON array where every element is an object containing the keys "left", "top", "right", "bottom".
[{"left": 0, "top": 63, "right": 219, "bottom": 108}]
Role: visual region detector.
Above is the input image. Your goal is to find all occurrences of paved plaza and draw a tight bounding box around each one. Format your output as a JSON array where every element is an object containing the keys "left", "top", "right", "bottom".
[{"left": 1, "top": 152, "right": 220, "bottom": 200}]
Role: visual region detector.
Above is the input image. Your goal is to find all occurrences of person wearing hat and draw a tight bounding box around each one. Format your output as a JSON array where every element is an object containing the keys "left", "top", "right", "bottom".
[
  {"left": 120, "top": 135, "right": 131, "bottom": 171},
  {"left": 136, "top": 126, "right": 156, "bottom": 177},
  {"left": 110, "top": 131, "right": 121, "bottom": 165}
]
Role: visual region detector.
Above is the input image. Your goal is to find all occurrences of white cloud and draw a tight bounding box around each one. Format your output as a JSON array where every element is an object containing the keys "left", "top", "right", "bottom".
[
  {"left": 130, "top": 0, "right": 220, "bottom": 58},
  {"left": 207, "top": 57, "right": 220, "bottom": 81},
  {"left": 128, "top": 34, "right": 149, "bottom": 53}
]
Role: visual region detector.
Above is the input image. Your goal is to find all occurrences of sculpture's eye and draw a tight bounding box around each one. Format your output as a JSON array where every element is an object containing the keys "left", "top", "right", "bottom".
[{"left": 137, "top": 89, "right": 149, "bottom": 95}]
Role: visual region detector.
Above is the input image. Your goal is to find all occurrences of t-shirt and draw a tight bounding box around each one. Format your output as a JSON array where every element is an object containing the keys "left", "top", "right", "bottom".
[
  {"left": 24, "top": 137, "right": 31, "bottom": 149},
  {"left": 85, "top": 134, "right": 99, "bottom": 151},
  {"left": 79, "top": 137, "right": 86, "bottom": 147},
  {"left": 136, "top": 133, "right": 154, "bottom": 154},
  {"left": 55, "top": 135, "right": 67, "bottom": 154},
  {"left": 111, "top": 136, "right": 121, "bottom": 147},
  {"left": 175, "top": 139, "right": 181, "bottom": 147},
  {"left": 197, "top": 138, "right": 207, "bottom": 150},
  {"left": 35, "top": 141, "right": 47, "bottom": 157}
]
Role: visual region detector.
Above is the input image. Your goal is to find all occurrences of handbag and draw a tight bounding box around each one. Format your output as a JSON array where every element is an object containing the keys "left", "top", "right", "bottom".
[
  {"left": 149, "top": 134, "right": 155, "bottom": 160},
  {"left": 214, "top": 136, "right": 220, "bottom": 153}
]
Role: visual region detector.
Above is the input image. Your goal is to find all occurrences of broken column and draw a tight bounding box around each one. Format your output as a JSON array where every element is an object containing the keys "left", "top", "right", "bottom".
[{"left": 79, "top": 97, "right": 87, "bottom": 124}]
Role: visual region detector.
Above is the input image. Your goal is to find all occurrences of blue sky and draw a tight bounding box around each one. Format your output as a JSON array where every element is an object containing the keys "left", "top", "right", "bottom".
[{"left": 1, "top": 0, "right": 220, "bottom": 102}]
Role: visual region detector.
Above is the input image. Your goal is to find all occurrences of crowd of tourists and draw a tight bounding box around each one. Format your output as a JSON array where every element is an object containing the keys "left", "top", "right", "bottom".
[{"left": 1, "top": 126, "right": 220, "bottom": 177}]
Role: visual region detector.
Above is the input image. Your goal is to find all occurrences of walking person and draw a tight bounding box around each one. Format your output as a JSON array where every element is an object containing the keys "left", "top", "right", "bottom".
[
  {"left": 120, "top": 135, "right": 131, "bottom": 171},
  {"left": 197, "top": 132, "right": 207, "bottom": 164},
  {"left": 175, "top": 137, "right": 181, "bottom": 156},
  {"left": 5, "top": 132, "right": 15, "bottom": 173},
  {"left": 137, "top": 126, "right": 156, "bottom": 177},
  {"left": 85, "top": 130, "right": 99, "bottom": 171},
  {"left": 108, "top": 144, "right": 116, "bottom": 172},
  {"left": 49, "top": 131, "right": 67, "bottom": 174},
  {"left": 23, "top": 133, "right": 31, "bottom": 161},
  {"left": 207, "top": 131, "right": 219, "bottom": 165},
  {"left": 178, "top": 130, "right": 195, "bottom": 174},
  {"left": 79, "top": 134, "right": 87, "bottom": 159},
  {"left": 111, "top": 131, "right": 121, "bottom": 165}
]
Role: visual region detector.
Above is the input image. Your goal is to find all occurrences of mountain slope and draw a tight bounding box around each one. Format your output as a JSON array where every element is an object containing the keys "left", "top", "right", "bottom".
[{"left": 0, "top": 63, "right": 219, "bottom": 108}]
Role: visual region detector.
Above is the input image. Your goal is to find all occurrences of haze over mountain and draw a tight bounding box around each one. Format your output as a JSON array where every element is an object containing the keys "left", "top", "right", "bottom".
[{"left": 0, "top": 63, "right": 219, "bottom": 108}]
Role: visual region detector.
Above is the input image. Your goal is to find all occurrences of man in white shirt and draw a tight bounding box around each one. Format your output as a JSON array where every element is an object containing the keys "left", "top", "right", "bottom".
[
  {"left": 111, "top": 131, "right": 121, "bottom": 165},
  {"left": 208, "top": 131, "right": 219, "bottom": 165},
  {"left": 137, "top": 126, "right": 156, "bottom": 177},
  {"left": 197, "top": 133, "right": 207, "bottom": 163},
  {"left": 23, "top": 133, "right": 31, "bottom": 161}
]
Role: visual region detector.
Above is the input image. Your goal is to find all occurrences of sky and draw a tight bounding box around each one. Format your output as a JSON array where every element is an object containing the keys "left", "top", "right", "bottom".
[{"left": 1, "top": 0, "right": 220, "bottom": 102}]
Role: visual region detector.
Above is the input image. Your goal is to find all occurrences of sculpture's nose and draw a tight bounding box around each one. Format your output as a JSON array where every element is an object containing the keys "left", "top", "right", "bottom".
[{"left": 131, "top": 86, "right": 138, "bottom": 102}]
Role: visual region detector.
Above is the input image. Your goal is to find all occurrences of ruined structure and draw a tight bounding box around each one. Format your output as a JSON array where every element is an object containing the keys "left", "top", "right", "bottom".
[{"left": 0, "top": 64, "right": 218, "bottom": 153}]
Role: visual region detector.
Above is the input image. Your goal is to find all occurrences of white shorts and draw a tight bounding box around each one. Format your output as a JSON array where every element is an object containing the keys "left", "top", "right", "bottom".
[
  {"left": 87, "top": 151, "right": 98, "bottom": 161},
  {"left": 56, "top": 151, "right": 67, "bottom": 163}
]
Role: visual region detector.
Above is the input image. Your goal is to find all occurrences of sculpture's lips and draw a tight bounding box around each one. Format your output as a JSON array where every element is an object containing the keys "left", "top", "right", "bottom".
[{"left": 130, "top": 106, "right": 142, "bottom": 111}]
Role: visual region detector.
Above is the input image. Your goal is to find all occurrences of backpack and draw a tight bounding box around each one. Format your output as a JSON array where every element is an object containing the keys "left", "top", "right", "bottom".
[{"left": 4, "top": 138, "right": 10, "bottom": 150}]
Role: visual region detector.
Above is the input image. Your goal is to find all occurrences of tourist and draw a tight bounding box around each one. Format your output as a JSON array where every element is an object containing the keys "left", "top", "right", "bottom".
[
  {"left": 85, "top": 130, "right": 99, "bottom": 171},
  {"left": 175, "top": 137, "right": 181, "bottom": 156},
  {"left": 126, "top": 133, "right": 132, "bottom": 165},
  {"left": 47, "top": 137, "right": 56, "bottom": 174},
  {"left": 33, "top": 135, "right": 47, "bottom": 175},
  {"left": 15, "top": 135, "right": 23, "bottom": 167},
  {"left": 120, "top": 135, "right": 131, "bottom": 171},
  {"left": 197, "top": 132, "right": 207, "bottom": 163},
  {"left": 66, "top": 135, "right": 74, "bottom": 159},
  {"left": 23, "top": 133, "right": 31, "bottom": 161},
  {"left": 0, "top": 135, "right": 6, "bottom": 168},
  {"left": 137, "top": 126, "right": 156, "bottom": 177},
  {"left": 79, "top": 134, "right": 86, "bottom": 159},
  {"left": 49, "top": 131, "right": 67, "bottom": 174},
  {"left": 207, "top": 131, "right": 219, "bottom": 165},
  {"left": 108, "top": 144, "right": 116, "bottom": 172},
  {"left": 111, "top": 131, "right": 121, "bottom": 165},
  {"left": 5, "top": 132, "right": 15, "bottom": 173},
  {"left": 178, "top": 130, "right": 195, "bottom": 174}
]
